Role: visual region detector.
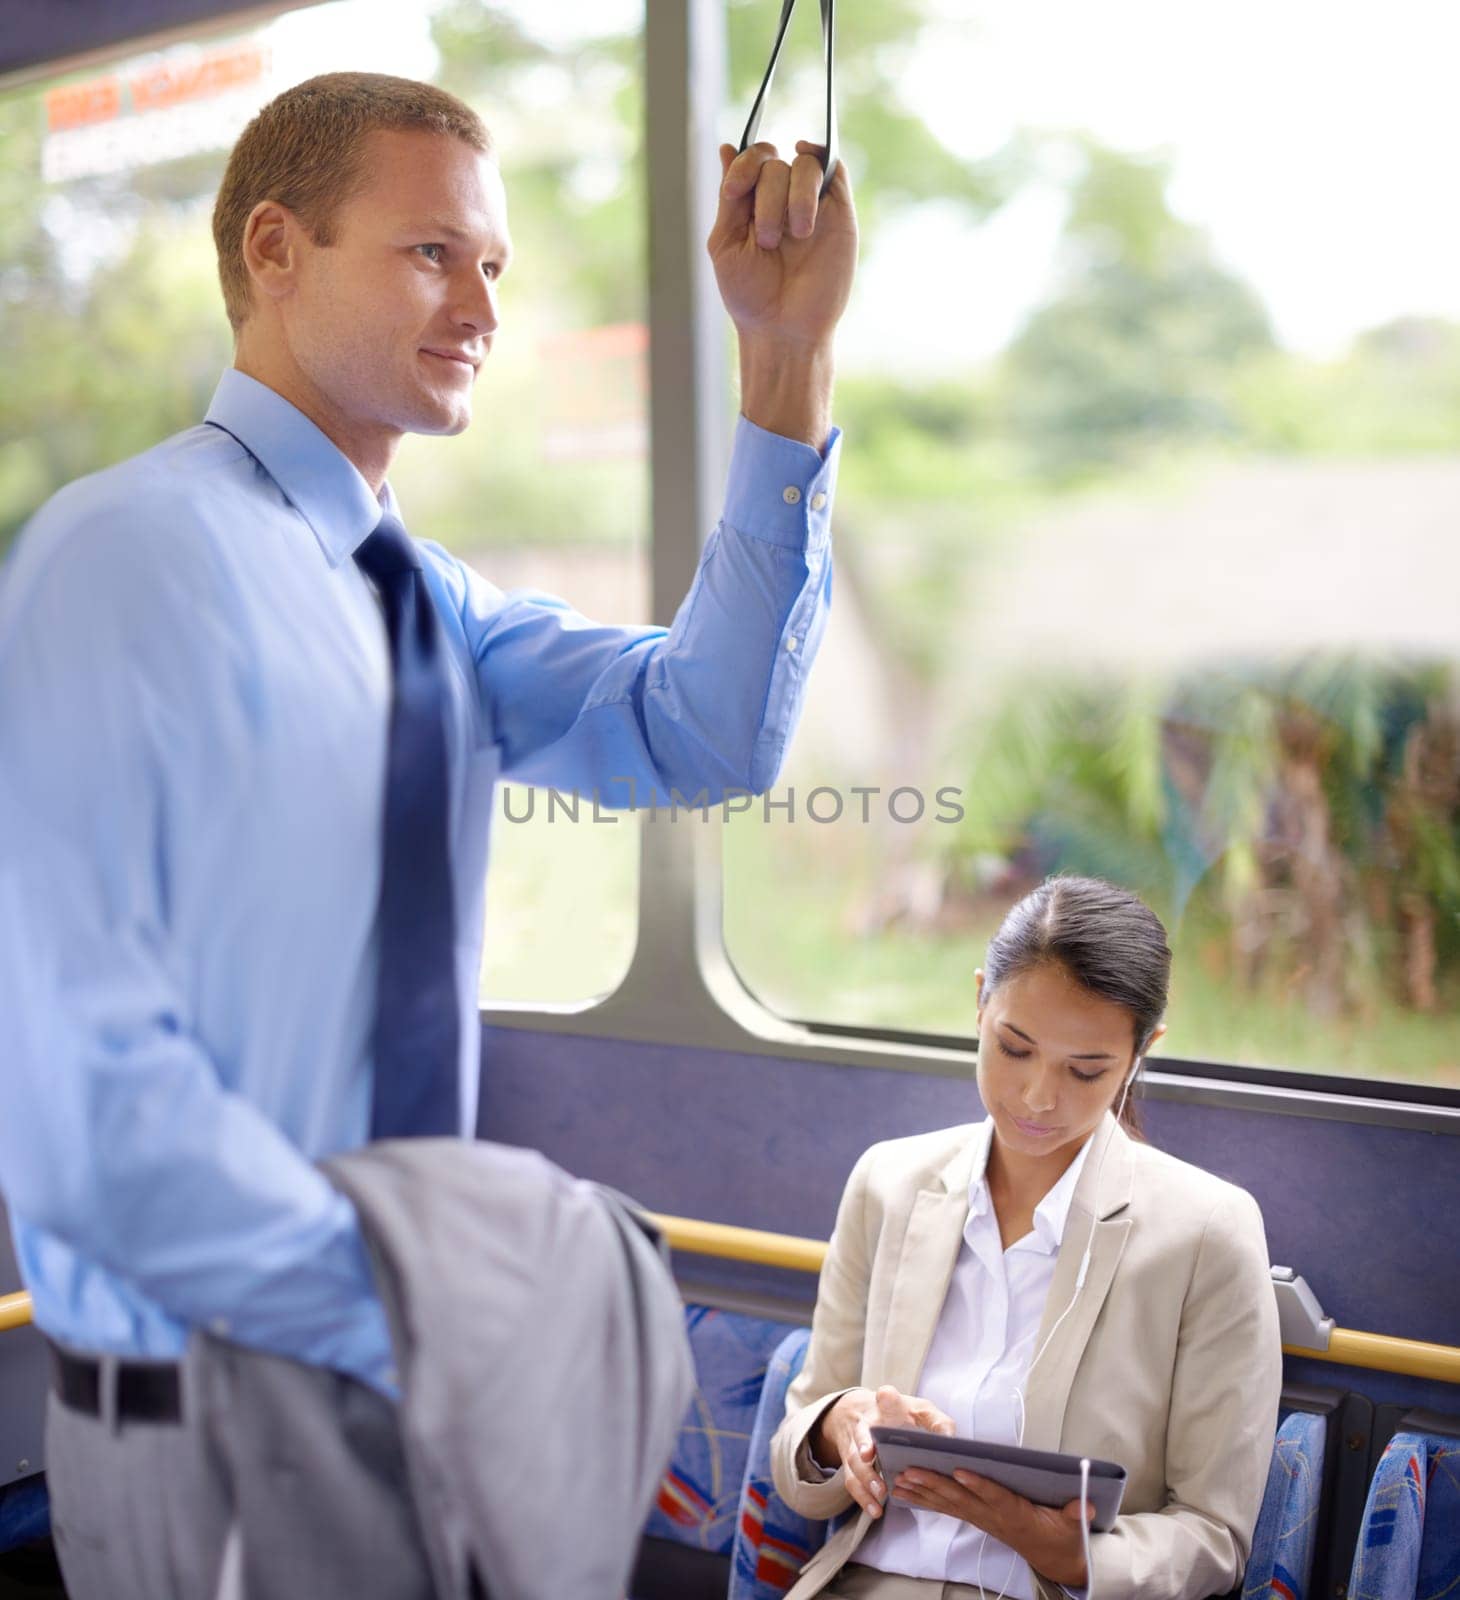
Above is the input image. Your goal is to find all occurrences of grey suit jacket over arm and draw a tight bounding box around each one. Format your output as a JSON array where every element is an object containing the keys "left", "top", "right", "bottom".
[
  {"left": 323, "top": 1140, "right": 694, "bottom": 1600},
  {"left": 196, "top": 1140, "right": 693, "bottom": 1600},
  {"left": 770, "top": 1116, "right": 1283, "bottom": 1600}
]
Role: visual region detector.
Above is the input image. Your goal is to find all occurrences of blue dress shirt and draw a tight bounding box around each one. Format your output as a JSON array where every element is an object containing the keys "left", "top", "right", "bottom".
[{"left": 0, "top": 368, "right": 839, "bottom": 1389}]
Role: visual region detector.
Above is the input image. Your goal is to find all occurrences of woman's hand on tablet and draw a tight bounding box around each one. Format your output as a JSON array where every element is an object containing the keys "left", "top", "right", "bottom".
[
  {"left": 812, "top": 1385, "right": 957, "bottom": 1519},
  {"left": 890, "top": 1468, "right": 1095, "bottom": 1586}
]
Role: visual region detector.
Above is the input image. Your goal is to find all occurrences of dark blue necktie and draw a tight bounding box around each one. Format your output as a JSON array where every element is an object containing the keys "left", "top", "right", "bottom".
[{"left": 354, "top": 514, "right": 461, "bottom": 1139}]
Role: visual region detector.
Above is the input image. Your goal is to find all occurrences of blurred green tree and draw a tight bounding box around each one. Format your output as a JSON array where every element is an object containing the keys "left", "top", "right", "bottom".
[{"left": 1001, "top": 139, "right": 1274, "bottom": 480}]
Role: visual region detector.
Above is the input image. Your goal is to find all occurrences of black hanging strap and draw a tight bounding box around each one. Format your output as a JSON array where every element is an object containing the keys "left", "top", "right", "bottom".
[{"left": 738, "top": 0, "right": 839, "bottom": 197}]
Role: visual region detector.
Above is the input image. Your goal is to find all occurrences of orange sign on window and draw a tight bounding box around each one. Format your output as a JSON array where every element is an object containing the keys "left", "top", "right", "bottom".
[
  {"left": 45, "top": 77, "right": 122, "bottom": 132},
  {"left": 129, "top": 45, "right": 269, "bottom": 113},
  {"left": 43, "top": 44, "right": 269, "bottom": 133}
]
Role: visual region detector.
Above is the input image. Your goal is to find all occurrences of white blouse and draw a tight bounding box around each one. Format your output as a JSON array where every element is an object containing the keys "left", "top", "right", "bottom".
[{"left": 854, "top": 1117, "right": 1093, "bottom": 1597}]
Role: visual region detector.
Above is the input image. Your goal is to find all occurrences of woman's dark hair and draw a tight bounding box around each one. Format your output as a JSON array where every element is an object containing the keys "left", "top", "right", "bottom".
[{"left": 983, "top": 875, "right": 1172, "bottom": 1137}]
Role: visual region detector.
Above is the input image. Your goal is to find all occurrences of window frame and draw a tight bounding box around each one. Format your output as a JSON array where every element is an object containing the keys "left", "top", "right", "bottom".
[
  {"left": 483, "top": 0, "right": 1460, "bottom": 1136},
  {"left": 4, "top": 0, "right": 1455, "bottom": 1132}
]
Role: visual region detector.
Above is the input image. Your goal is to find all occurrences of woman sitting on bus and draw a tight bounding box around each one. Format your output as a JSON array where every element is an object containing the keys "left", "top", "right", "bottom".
[{"left": 771, "top": 875, "right": 1281, "bottom": 1600}]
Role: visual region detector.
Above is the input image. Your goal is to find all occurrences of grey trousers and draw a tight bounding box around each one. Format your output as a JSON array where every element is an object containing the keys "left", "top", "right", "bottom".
[
  {"left": 44, "top": 1345, "right": 435, "bottom": 1600},
  {"left": 823, "top": 1564, "right": 1000, "bottom": 1599}
]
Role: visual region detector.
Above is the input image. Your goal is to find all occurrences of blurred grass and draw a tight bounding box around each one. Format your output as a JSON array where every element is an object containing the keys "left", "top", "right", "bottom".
[
  {"left": 721, "top": 820, "right": 1460, "bottom": 1087},
  {"left": 477, "top": 793, "right": 1460, "bottom": 1085}
]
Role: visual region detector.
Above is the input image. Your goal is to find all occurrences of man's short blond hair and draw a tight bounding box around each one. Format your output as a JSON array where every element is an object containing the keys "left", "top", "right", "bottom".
[{"left": 212, "top": 71, "right": 493, "bottom": 333}]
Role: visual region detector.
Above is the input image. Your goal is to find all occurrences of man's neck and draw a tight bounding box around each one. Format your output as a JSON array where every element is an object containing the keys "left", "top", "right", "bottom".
[{"left": 231, "top": 343, "right": 398, "bottom": 495}]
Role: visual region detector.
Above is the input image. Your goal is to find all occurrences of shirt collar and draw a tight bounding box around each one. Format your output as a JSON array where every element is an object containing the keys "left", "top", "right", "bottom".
[
  {"left": 966, "top": 1117, "right": 1098, "bottom": 1256},
  {"left": 204, "top": 368, "right": 391, "bottom": 567}
]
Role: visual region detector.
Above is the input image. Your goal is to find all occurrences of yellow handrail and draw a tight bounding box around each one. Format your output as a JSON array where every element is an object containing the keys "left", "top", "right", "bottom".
[
  {"left": 1318, "top": 1329, "right": 1460, "bottom": 1385},
  {"left": 0, "top": 1292, "right": 32, "bottom": 1334},
  {"left": 3, "top": 1217, "right": 1456, "bottom": 1386},
  {"left": 652, "top": 1213, "right": 828, "bottom": 1274},
  {"left": 648, "top": 1212, "right": 1460, "bottom": 1386}
]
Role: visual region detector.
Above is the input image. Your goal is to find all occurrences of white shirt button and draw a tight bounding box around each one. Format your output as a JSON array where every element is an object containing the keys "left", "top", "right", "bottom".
[
  {"left": 786, "top": 635, "right": 799, "bottom": 652},
  {"left": 810, "top": 491, "right": 827, "bottom": 511},
  {"left": 782, "top": 485, "right": 802, "bottom": 505},
  {"left": 210, "top": 1317, "right": 231, "bottom": 1336}
]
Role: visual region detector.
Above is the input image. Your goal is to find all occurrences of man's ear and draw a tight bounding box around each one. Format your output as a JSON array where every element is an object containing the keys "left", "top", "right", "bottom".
[
  {"left": 974, "top": 967, "right": 985, "bottom": 1021},
  {"left": 241, "top": 200, "right": 303, "bottom": 307}
]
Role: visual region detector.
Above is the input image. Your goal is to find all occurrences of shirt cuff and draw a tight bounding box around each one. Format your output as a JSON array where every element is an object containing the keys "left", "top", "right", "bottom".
[
  {"left": 796, "top": 1439, "right": 841, "bottom": 1483},
  {"left": 722, "top": 415, "right": 842, "bottom": 552}
]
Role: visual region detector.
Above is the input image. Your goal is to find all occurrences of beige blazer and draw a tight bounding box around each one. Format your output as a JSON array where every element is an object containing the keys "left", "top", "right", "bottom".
[{"left": 771, "top": 1115, "right": 1282, "bottom": 1600}]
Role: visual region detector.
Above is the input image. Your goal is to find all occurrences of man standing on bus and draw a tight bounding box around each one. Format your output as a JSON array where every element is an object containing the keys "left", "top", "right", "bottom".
[{"left": 0, "top": 71, "right": 855, "bottom": 1598}]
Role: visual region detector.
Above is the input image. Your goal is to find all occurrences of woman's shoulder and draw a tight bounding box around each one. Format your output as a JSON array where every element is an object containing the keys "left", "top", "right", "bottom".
[{"left": 1126, "top": 1136, "right": 1268, "bottom": 1237}]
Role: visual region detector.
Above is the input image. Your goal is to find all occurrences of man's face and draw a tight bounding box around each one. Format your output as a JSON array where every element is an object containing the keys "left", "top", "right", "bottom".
[{"left": 282, "top": 128, "right": 512, "bottom": 447}]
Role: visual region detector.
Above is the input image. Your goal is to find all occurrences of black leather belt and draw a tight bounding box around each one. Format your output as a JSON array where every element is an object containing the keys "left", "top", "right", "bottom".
[{"left": 48, "top": 1342, "right": 183, "bottom": 1425}]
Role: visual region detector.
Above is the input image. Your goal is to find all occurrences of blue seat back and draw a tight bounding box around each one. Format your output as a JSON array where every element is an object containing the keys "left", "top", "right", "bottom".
[
  {"left": 1415, "top": 1435, "right": 1460, "bottom": 1599},
  {"left": 0, "top": 1475, "right": 50, "bottom": 1556},
  {"left": 730, "top": 1326, "right": 829, "bottom": 1598},
  {"left": 1243, "top": 1407, "right": 1327, "bottom": 1599},
  {"left": 1348, "top": 1431, "right": 1460, "bottom": 1600},
  {"left": 644, "top": 1306, "right": 801, "bottom": 1556}
]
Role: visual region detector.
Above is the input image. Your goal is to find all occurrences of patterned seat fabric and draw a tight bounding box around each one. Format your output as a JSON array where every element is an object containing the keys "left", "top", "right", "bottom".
[
  {"left": 731, "top": 1326, "right": 830, "bottom": 1599},
  {"left": 1416, "top": 1436, "right": 1460, "bottom": 1599},
  {"left": 644, "top": 1306, "right": 804, "bottom": 1556},
  {"left": 1243, "top": 1408, "right": 1327, "bottom": 1599},
  {"left": 1349, "top": 1431, "right": 1460, "bottom": 1600},
  {"left": 0, "top": 1475, "right": 50, "bottom": 1555}
]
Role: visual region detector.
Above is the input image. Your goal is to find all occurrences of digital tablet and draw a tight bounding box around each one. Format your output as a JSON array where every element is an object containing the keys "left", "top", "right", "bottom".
[{"left": 870, "top": 1428, "right": 1127, "bottom": 1532}]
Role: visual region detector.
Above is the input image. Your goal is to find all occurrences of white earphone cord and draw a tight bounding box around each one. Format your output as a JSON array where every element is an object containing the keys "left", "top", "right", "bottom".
[
  {"left": 1020, "top": 1059, "right": 1138, "bottom": 1411},
  {"left": 987, "top": 1059, "right": 1139, "bottom": 1600}
]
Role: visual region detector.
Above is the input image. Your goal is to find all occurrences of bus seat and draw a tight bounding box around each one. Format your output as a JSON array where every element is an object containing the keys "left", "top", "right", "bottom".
[
  {"left": 729, "top": 1369, "right": 1333, "bottom": 1600},
  {"left": 730, "top": 1325, "right": 829, "bottom": 1599},
  {"left": 1348, "top": 1431, "right": 1460, "bottom": 1599},
  {"left": 641, "top": 1305, "right": 803, "bottom": 1559},
  {"left": 1241, "top": 1408, "right": 1327, "bottom": 1598},
  {"left": 1414, "top": 1436, "right": 1460, "bottom": 1599},
  {"left": 0, "top": 1475, "right": 50, "bottom": 1557}
]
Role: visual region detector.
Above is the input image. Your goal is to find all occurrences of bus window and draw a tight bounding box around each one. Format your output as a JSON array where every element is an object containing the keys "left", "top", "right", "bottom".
[
  {"left": 0, "top": 0, "right": 648, "bottom": 1010},
  {"left": 719, "top": 0, "right": 1460, "bottom": 1087}
]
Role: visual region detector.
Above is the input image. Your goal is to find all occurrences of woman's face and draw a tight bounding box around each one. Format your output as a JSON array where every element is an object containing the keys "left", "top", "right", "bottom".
[{"left": 975, "top": 961, "right": 1164, "bottom": 1165}]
